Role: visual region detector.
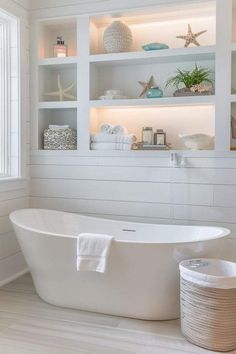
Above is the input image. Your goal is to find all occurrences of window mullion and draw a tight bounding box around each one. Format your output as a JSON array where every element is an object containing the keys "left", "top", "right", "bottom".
[
  {"left": 0, "top": 10, "right": 20, "bottom": 180},
  {"left": 0, "top": 24, "right": 3, "bottom": 174},
  {"left": 1, "top": 20, "right": 10, "bottom": 176}
]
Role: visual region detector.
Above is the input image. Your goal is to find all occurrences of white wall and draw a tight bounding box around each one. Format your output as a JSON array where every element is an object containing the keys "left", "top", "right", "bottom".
[
  {"left": 0, "top": 0, "right": 29, "bottom": 284},
  {"left": 30, "top": 0, "right": 236, "bottom": 262}
]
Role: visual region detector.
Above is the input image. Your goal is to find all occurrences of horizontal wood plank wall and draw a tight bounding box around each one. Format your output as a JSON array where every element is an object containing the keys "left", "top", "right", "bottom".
[
  {"left": 30, "top": 155, "right": 236, "bottom": 242},
  {"left": 0, "top": 0, "right": 29, "bottom": 284}
]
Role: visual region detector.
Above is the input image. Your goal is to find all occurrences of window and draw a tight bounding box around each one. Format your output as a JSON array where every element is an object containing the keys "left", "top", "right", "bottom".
[{"left": 0, "top": 9, "right": 20, "bottom": 178}]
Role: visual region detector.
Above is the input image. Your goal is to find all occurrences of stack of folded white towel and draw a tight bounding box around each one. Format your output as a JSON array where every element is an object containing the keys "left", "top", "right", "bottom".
[
  {"left": 48, "top": 125, "right": 70, "bottom": 130},
  {"left": 90, "top": 124, "right": 136, "bottom": 151}
]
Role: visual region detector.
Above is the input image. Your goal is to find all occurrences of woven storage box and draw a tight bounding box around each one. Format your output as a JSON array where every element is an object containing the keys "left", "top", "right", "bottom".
[
  {"left": 43, "top": 128, "right": 77, "bottom": 150},
  {"left": 180, "top": 259, "right": 236, "bottom": 352}
]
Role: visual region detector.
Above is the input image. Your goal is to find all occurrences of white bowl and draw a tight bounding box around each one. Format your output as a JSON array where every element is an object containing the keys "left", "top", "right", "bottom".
[{"left": 179, "top": 134, "right": 214, "bottom": 150}]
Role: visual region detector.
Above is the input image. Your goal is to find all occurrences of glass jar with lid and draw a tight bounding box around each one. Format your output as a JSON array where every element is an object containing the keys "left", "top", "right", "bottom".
[
  {"left": 142, "top": 127, "right": 153, "bottom": 145},
  {"left": 154, "top": 129, "right": 166, "bottom": 146}
]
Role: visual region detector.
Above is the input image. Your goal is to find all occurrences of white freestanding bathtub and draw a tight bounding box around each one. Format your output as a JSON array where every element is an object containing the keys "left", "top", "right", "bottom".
[{"left": 10, "top": 209, "right": 230, "bottom": 320}]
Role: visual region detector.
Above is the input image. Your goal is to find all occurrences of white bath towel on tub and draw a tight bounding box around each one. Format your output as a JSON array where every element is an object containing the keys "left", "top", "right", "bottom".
[{"left": 77, "top": 233, "right": 114, "bottom": 273}]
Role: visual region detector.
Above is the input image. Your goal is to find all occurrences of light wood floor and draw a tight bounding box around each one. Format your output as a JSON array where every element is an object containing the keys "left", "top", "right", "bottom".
[{"left": 0, "top": 274, "right": 234, "bottom": 354}]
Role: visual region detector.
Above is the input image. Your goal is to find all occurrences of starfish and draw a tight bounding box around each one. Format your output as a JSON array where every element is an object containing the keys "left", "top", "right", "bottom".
[
  {"left": 138, "top": 75, "right": 155, "bottom": 97},
  {"left": 176, "top": 24, "right": 207, "bottom": 47},
  {"left": 44, "top": 75, "right": 76, "bottom": 101}
]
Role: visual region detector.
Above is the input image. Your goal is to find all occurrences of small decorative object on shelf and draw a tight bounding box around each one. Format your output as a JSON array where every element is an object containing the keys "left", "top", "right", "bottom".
[
  {"left": 99, "top": 89, "right": 129, "bottom": 100},
  {"left": 165, "top": 65, "right": 214, "bottom": 96},
  {"left": 53, "top": 36, "right": 68, "bottom": 57},
  {"left": 43, "top": 125, "right": 77, "bottom": 150},
  {"left": 142, "top": 127, "right": 153, "bottom": 145},
  {"left": 44, "top": 75, "right": 76, "bottom": 101},
  {"left": 103, "top": 20, "right": 133, "bottom": 53},
  {"left": 146, "top": 86, "right": 163, "bottom": 98},
  {"left": 176, "top": 24, "right": 207, "bottom": 47},
  {"left": 154, "top": 129, "right": 166, "bottom": 145},
  {"left": 179, "top": 133, "right": 214, "bottom": 150},
  {"left": 142, "top": 43, "right": 169, "bottom": 51},
  {"left": 138, "top": 75, "right": 155, "bottom": 97}
]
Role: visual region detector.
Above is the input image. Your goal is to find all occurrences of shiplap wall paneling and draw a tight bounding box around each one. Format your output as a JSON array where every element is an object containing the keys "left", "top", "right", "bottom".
[{"left": 0, "top": 0, "right": 29, "bottom": 284}]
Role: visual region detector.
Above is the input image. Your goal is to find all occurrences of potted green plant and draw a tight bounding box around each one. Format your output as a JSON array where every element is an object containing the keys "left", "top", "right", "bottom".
[{"left": 165, "top": 65, "right": 214, "bottom": 96}]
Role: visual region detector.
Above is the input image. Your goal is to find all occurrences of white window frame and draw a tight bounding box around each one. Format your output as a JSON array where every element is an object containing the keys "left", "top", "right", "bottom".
[{"left": 0, "top": 9, "right": 20, "bottom": 178}]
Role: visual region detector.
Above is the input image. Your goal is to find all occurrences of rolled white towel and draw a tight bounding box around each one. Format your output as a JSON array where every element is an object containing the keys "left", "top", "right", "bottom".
[
  {"left": 49, "top": 125, "right": 70, "bottom": 130},
  {"left": 112, "top": 125, "right": 128, "bottom": 135},
  {"left": 100, "top": 124, "right": 114, "bottom": 134},
  {"left": 91, "top": 142, "right": 132, "bottom": 151},
  {"left": 91, "top": 133, "right": 136, "bottom": 144}
]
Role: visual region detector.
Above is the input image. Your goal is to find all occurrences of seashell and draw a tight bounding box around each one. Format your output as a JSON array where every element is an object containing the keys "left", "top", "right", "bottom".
[{"left": 142, "top": 43, "right": 169, "bottom": 51}]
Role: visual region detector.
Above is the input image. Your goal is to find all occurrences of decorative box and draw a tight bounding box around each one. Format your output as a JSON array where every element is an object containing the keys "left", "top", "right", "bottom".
[{"left": 43, "top": 128, "right": 77, "bottom": 150}]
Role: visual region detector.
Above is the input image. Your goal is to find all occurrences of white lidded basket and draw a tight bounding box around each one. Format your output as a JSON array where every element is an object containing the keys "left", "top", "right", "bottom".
[
  {"left": 180, "top": 259, "right": 236, "bottom": 352},
  {"left": 103, "top": 21, "right": 133, "bottom": 53}
]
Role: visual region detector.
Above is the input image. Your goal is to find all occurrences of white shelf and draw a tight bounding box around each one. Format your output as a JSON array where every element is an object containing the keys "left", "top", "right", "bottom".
[
  {"left": 90, "top": 96, "right": 215, "bottom": 108},
  {"left": 89, "top": 46, "right": 216, "bottom": 67},
  {"left": 38, "top": 101, "right": 78, "bottom": 109},
  {"left": 38, "top": 57, "right": 77, "bottom": 68},
  {"left": 30, "top": 149, "right": 220, "bottom": 158}
]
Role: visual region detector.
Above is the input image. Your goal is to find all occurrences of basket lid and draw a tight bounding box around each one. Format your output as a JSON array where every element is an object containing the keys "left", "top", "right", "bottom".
[{"left": 179, "top": 258, "right": 236, "bottom": 289}]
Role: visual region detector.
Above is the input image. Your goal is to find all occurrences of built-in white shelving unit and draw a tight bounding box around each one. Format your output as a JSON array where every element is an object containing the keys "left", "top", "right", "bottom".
[{"left": 30, "top": 0, "right": 236, "bottom": 153}]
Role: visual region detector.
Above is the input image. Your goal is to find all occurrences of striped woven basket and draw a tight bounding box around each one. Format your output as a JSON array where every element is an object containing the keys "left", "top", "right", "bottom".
[{"left": 180, "top": 277, "right": 236, "bottom": 352}]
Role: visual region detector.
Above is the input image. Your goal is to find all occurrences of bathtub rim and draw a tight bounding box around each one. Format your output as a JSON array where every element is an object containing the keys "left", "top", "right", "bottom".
[{"left": 9, "top": 208, "right": 230, "bottom": 245}]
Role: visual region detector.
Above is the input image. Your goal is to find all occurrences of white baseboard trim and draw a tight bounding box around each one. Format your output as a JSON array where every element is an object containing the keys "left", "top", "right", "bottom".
[
  {"left": 0, "top": 268, "right": 29, "bottom": 287},
  {"left": 0, "top": 251, "right": 29, "bottom": 287}
]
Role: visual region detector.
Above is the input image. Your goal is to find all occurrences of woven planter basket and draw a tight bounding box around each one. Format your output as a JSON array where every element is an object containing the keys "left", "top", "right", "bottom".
[
  {"left": 103, "top": 21, "right": 133, "bottom": 53},
  {"left": 173, "top": 87, "right": 214, "bottom": 97},
  {"left": 43, "top": 128, "right": 77, "bottom": 150},
  {"left": 180, "top": 259, "right": 236, "bottom": 352}
]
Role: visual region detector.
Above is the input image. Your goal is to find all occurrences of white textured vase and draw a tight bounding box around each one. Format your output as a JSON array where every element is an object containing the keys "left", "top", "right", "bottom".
[{"left": 103, "top": 21, "right": 133, "bottom": 53}]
